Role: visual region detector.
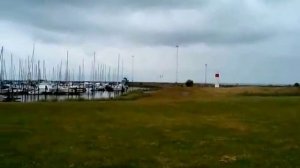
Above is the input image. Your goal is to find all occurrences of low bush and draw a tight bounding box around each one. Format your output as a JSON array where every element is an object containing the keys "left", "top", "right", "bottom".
[{"left": 185, "top": 80, "right": 194, "bottom": 87}]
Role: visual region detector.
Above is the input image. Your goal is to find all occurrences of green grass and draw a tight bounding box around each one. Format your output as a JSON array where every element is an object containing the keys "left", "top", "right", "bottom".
[{"left": 0, "top": 87, "right": 300, "bottom": 167}]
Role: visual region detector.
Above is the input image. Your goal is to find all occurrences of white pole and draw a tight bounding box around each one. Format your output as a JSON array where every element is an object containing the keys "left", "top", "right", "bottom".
[
  {"left": 66, "top": 51, "right": 69, "bottom": 82},
  {"left": 205, "top": 64, "right": 207, "bottom": 85},
  {"left": 0, "top": 46, "right": 3, "bottom": 82},
  {"left": 93, "top": 52, "right": 96, "bottom": 82},
  {"left": 215, "top": 72, "right": 220, "bottom": 88},
  {"left": 117, "top": 54, "right": 120, "bottom": 84},
  {"left": 121, "top": 59, "right": 124, "bottom": 81},
  {"left": 176, "top": 45, "right": 179, "bottom": 83},
  {"left": 132, "top": 55, "right": 134, "bottom": 82}
]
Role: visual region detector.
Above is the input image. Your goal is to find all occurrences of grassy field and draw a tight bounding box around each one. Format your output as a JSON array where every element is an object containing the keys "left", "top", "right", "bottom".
[{"left": 1, "top": 87, "right": 300, "bottom": 168}]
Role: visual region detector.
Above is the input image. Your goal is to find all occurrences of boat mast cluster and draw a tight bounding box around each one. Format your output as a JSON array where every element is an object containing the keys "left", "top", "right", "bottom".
[
  {"left": 0, "top": 45, "right": 125, "bottom": 83},
  {"left": 0, "top": 45, "right": 129, "bottom": 98}
]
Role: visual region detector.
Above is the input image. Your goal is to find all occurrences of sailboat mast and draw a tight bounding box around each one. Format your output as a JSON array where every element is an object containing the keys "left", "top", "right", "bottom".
[
  {"left": 43, "top": 60, "right": 46, "bottom": 80},
  {"left": 121, "top": 59, "right": 123, "bottom": 82},
  {"left": 117, "top": 54, "right": 120, "bottom": 84},
  {"left": 38, "top": 60, "right": 41, "bottom": 81},
  {"left": 78, "top": 65, "right": 81, "bottom": 81},
  {"left": 10, "top": 53, "right": 13, "bottom": 81},
  {"left": 82, "top": 58, "right": 85, "bottom": 82},
  {"left": 0, "top": 46, "right": 3, "bottom": 82},
  {"left": 93, "top": 52, "right": 96, "bottom": 82},
  {"left": 31, "top": 44, "right": 35, "bottom": 81},
  {"left": 27, "top": 55, "right": 30, "bottom": 81},
  {"left": 66, "top": 51, "right": 69, "bottom": 82}
]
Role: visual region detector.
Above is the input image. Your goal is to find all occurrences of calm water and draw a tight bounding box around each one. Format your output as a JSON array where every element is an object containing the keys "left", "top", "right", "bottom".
[
  {"left": 16, "top": 91, "right": 121, "bottom": 103},
  {"left": 1, "top": 87, "right": 145, "bottom": 103}
]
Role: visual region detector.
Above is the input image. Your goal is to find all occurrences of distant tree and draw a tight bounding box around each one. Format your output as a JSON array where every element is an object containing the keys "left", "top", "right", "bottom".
[
  {"left": 122, "top": 77, "right": 129, "bottom": 85},
  {"left": 185, "top": 80, "right": 194, "bottom": 87},
  {"left": 294, "top": 83, "right": 300, "bottom": 87}
]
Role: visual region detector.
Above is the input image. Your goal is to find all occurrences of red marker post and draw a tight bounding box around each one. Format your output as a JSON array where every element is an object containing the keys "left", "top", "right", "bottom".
[{"left": 215, "top": 73, "right": 220, "bottom": 88}]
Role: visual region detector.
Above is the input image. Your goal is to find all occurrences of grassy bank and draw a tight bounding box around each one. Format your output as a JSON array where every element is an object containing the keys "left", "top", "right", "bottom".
[{"left": 1, "top": 87, "right": 300, "bottom": 167}]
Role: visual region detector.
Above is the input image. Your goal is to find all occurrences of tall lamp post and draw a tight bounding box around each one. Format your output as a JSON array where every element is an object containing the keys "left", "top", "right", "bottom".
[
  {"left": 205, "top": 64, "right": 207, "bottom": 85},
  {"left": 131, "top": 55, "right": 134, "bottom": 83},
  {"left": 176, "top": 45, "right": 179, "bottom": 83}
]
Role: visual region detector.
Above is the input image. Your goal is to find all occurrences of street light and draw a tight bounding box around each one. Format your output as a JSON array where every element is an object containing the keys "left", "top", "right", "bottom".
[
  {"left": 131, "top": 55, "right": 134, "bottom": 82},
  {"left": 176, "top": 45, "right": 179, "bottom": 83},
  {"left": 205, "top": 64, "right": 207, "bottom": 85}
]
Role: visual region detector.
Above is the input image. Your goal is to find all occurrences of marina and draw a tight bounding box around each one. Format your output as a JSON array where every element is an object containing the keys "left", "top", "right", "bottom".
[
  {"left": 0, "top": 45, "right": 131, "bottom": 102},
  {"left": 0, "top": 81, "right": 129, "bottom": 102}
]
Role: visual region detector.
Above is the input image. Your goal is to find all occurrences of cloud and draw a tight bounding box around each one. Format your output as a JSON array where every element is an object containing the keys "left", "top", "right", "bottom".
[
  {"left": 0, "top": 0, "right": 286, "bottom": 46},
  {"left": 0, "top": 0, "right": 299, "bottom": 83}
]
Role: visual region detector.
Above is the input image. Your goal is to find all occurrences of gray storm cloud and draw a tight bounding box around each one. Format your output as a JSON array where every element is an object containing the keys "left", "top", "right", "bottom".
[
  {"left": 0, "top": 0, "right": 299, "bottom": 83},
  {"left": 0, "top": 0, "right": 288, "bottom": 45}
]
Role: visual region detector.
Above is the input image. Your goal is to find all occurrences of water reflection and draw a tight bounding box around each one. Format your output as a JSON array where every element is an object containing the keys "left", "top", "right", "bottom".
[{"left": 17, "top": 91, "right": 121, "bottom": 103}]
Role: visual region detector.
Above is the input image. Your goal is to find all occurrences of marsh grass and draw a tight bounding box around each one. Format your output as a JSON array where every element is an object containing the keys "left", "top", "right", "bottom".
[
  {"left": 0, "top": 87, "right": 300, "bottom": 167},
  {"left": 238, "top": 87, "right": 300, "bottom": 97}
]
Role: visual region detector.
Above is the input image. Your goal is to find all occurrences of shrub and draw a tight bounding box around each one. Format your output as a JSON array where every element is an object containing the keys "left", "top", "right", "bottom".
[
  {"left": 122, "top": 77, "right": 129, "bottom": 85},
  {"left": 185, "top": 80, "right": 194, "bottom": 87}
]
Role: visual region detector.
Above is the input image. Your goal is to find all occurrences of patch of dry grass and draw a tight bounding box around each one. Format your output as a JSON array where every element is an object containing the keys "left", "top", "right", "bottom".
[{"left": 0, "top": 86, "right": 300, "bottom": 167}]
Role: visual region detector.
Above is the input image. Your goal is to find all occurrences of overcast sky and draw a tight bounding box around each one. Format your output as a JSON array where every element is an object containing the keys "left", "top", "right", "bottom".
[{"left": 0, "top": 0, "right": 299, "bottom": 84}]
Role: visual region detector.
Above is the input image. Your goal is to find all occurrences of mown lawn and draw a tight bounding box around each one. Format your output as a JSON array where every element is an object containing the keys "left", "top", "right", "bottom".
[{"left": 0, "top": 87, "right": 300, "bottom": 168}]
